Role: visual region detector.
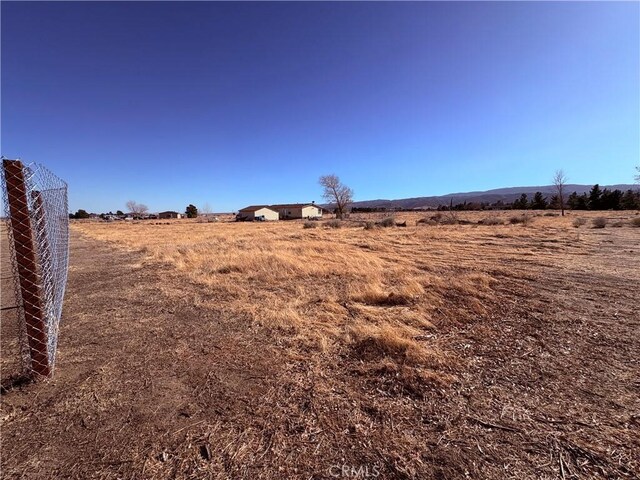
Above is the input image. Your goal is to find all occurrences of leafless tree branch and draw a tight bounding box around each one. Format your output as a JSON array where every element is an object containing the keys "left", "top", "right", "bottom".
[
  {"left": 553, "top": 170, "right": 568, "bottom": 216},
  {"left": 319, "top": 174, "right": 353, "bottom": 220}
]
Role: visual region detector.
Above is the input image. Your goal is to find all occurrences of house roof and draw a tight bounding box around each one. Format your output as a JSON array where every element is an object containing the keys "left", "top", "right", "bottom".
[
  {"left": 239, "top": 205, "right": 273, "bottom": 212},
  {"left": 239, "top": 203, "right": 327, "bottom": 213},
  {"left": 269, "top": 203, "right": 318, "bottom": 209},
  {"left": 158, "top": 211, "right": 180, "bottom": 215}
]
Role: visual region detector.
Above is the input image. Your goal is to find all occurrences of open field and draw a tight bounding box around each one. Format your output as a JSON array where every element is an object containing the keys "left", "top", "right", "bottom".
[{"left": 2, "top": 210, "right": 639, "bottom": 479}]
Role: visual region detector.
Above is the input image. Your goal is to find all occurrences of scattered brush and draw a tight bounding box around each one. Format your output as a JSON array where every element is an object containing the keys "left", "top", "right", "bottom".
[
  {"left": 303, "top": 221, "right": 317, "bottom": 229},
  {"left": 422, "top": 212, "right": 459, "bottom": 225},
  {"left": 363, "top": 221, "right": 376, "bottom": 230},
  {"left": 478, "top": 216, "right": 503, "bottom": 226},
  {"left": 611, "top": 221, "right": 625, "bottom": 228},
  {"left": 592, "top": 217, "right": 607, "bottom": 229},
  {"left": 378, "top": 217, "right": 396, "bottom": 228},
  {"left": 572, "top": 218, "right": 587, "bottom": 228},
  {"left": 631, "top": 217, "right": 640, "bottom": 228},
  {"left": 416, "top": 217, "right": 437, "bottom": 226},
  {"left": 438, "top": 213, "right": 459, "bottom": 225},
  {"left": 509, "top": 214, "right": 532, "bottom": 226},
  {"left": 324, "top": 219, "right": 342, "bottom": 229}
]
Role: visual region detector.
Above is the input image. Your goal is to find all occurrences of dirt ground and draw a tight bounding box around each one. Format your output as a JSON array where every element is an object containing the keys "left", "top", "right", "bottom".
[
  {"left": 1, "top": 211, "right": 639, "bottom": 479},
  {"left": 0, "top": 229, "right": 23, "bottom": 383}
]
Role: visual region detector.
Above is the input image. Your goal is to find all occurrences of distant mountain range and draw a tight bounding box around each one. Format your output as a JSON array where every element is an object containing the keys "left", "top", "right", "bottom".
[{"left": 342, "top": 184, "right": 638, "bottom": 210}]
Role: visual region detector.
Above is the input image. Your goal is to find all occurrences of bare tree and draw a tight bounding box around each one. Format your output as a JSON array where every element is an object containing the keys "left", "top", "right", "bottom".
[
  {"left": 552, "top": 169, "right": 568, "bottom": 216},
  {"left": 319, "top": 174, "right": 353, "bottom": 219},
  {"left": 200, "top": 202, "right": 212, "bottom": 215},
  {"left": 635, "top": 165, "right": 640, "bottom": 184},
  {"left": 126, "top": 200, "right": 149, "bottom": 218}
]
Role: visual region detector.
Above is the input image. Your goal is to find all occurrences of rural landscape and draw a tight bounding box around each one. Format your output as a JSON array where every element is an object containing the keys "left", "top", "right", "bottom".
[
  {"left": 2, "top": 1, "right": 639, "bottom": 479},
  {"left": 2, "top": 205, "right": 639, "bottom": 478}
]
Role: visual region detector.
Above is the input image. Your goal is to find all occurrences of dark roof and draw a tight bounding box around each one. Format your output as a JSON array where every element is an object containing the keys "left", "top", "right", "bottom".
[
  {"left": 158, "top": 211, "right": 180, "bottom": 215},
  {"left": 269, "top": 203, "right": 318, "bottom": 209},
  {"left": 239, "top": 203, "right": 325, "bottom": 212},
  {"left": 239, "top": 205, "right": 272, "bottom": 212}
]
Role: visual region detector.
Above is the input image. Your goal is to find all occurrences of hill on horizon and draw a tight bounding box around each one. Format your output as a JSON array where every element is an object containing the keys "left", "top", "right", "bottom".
[{"left": 342, "top": 184, "right": 638, "bottom": 210}]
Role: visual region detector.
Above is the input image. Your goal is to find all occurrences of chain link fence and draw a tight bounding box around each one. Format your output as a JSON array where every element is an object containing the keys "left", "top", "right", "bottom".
[{"left": 1, "top": 158, "right": 69, "bottom": 378}]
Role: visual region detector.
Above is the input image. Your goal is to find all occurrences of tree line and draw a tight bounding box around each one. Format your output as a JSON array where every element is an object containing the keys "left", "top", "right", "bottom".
[
  {"left": 507, "top": 185, "right": 639, "bottom": 211},
  {"left": 351, "top": 186, "right": 640, "bottom": 213},
  {"left": 329, "top": 170, "right": 640, "bottom": 214},
  {"left": 69, "top": 202, "right": 203, "bottom": 219}
]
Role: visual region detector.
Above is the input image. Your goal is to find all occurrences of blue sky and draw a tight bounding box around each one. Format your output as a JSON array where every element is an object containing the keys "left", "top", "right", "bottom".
[{"left": 2, "top": 2, "right": 638, "bottom": 213}]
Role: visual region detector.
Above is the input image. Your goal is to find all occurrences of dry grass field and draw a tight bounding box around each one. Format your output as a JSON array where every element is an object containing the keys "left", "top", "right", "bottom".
[{"left": 1, "top": 210, "right": 639, "bottom": 479}]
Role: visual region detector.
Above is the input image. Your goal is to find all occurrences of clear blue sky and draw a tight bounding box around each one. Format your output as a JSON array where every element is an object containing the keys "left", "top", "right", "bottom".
[{"left": 2, "top": 2, "right": 638, "bottom": 213}]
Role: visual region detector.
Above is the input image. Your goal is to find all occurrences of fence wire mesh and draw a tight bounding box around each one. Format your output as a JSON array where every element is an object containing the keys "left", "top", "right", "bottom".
[{"left": 1, "top": 158, "right": 69, "bottom": 377}]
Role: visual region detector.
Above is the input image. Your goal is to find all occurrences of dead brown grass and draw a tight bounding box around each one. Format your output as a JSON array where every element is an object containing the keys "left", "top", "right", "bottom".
[
  {"left": 71, "top": 209, "right": 637, "bottom": 382},
  {"left": 71, "top": 214, "right": 511, "bottom": 381}
]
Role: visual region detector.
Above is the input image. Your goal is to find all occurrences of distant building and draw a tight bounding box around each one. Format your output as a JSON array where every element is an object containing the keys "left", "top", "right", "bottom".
[
  {"left": 237, "top": 206, "right": 279, "bottom": 221},
  {"left": 158, "top": 211, "right": 182, "bottom": 219},
  {"left": 269, "top": 203, "right": 324, "bottom": 220}
]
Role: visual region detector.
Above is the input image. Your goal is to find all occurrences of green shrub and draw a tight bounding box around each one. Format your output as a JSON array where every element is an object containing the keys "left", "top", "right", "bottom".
[{"left": 592, "top": 217, "right": 607, "bottom": 229}]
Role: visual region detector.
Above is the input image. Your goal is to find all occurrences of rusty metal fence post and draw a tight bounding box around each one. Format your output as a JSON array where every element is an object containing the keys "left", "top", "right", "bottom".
[{"left": 1, "top": 158, "right": 69, "bottom": 378}]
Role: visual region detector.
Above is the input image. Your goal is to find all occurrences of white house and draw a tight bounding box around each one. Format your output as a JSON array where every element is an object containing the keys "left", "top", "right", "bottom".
[
  {"left": 158, "top": 211, "right": 183, "bottom": 219},
  {"left": 269, "top": 203, "right": 324, "bottom": 220},
  {"left": 237, "top": 205, "right": 279, "bottom": 221}
]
